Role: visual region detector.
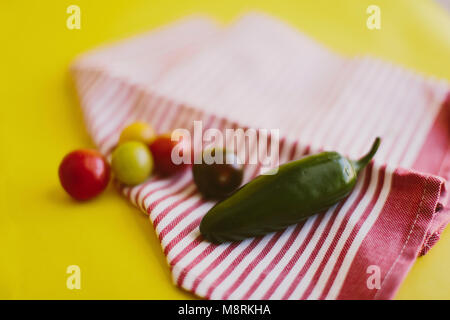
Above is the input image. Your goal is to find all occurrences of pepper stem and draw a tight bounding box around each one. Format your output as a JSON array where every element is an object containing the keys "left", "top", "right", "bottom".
[{"left": 353, "top": 137, "right": 381, "bottom": 174}]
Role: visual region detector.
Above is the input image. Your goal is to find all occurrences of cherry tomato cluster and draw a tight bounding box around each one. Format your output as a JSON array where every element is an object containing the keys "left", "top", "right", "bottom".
[
  {"left": 59, "top": 122, "right": 185, "bottom": 200},
  {"left": 58, "top": 122, "right": 244, "bottom": 201}
]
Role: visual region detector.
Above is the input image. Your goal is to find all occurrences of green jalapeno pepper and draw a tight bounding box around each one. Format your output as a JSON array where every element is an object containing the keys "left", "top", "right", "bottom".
[{"left": 200, "top": 137, "right": 381, "bottom": 243}]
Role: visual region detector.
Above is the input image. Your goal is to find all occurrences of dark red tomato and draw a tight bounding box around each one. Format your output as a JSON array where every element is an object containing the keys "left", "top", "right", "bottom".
[
  {"left": 149, "top": 135, "right": 189, "bottom": 176},
  {"left": 58, "top": 149, "right": 110, "bottom": 200},
  {"left": 193, "top": 148, "right": 244, "bottom": 199}
]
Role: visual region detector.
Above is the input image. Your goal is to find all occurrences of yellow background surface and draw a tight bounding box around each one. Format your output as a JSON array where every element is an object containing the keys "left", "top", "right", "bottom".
[{"left": 1, "top": 0, "right": 450, "bottom": 299}]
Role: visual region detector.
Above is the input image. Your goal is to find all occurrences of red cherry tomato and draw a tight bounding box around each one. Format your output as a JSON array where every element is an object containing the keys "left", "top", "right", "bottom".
[
  {"left": 58, "top": 149, "right": 110, "bottom": 200},
  {"left": 149, "top": 134, "right": 189, "bottom": 176}
]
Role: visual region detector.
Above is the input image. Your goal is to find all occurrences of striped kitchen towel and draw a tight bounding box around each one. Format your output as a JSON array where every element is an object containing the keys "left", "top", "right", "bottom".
[{"left": 71, "top": 13, "right": 450, "bottom": 299}]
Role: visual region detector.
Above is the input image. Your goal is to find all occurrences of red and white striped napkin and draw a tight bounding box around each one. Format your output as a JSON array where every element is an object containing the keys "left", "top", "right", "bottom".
[{"left": 71, "top": 13, "right": 450, "bottom": 299}]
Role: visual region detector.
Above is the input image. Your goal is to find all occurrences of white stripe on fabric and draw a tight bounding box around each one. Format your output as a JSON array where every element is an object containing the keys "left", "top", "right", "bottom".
[{"left": 324, "top": 166, "right": 394, "bottom": 300}]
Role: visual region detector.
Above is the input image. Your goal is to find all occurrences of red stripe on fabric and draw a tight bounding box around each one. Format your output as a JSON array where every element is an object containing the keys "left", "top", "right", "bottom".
[
  {"left": 137, "top": 171, "right": 187, "bottom": 211},
  {"left": 134, "top": 179, "right": 163, "bottom": 211},
  {"left": 302, "top": 146, "right": 310, "bottom": 156},
  {"left": 342, "top": 61, "right": 403, "bottom": 158},
  {"left": 393, "top": 80, "right": 437, "bottom": 166},
  {"left": 148, "top": 96, "right": 167, "bottom": 133},
  {"left": 77, "top": 70, "right": 103, "bottom": 104},
  {"left": 169, "top": 103, "right": 190, "bottom": 132},
  {"left": 124, "top": 185, "right": 133, "bottom": 199},
  {"left": 145, "top": 180, "right": 194, "bottom": 215},
  {"left": 158, "top": 198, "right": 205, "bottom": 240},
  {"left": 240, "top": 223, "right": 304, "bottom": 299},
  {"left": 261, "top": 215, "right": 324, "bottom": 300},
  {"left": 205, "top": 238, "right": 262, "bottom": 299},
  {"left": 152, "top": 187, "right": 197, "bottom": 228},
  {"left": 140, "top": 92, "right": 161, "bottom": 127},
  {"left": 97, "top": 87, "right": 147, "bottom": 147},
  {"left": 176, "top": 243, "right": 217, "bottom": 287},
  {"left": 221, "top": 230, "right": 284, "bottom": 299},
  {"left": 337, "top": 64, "right": 404, "bottom": 163},
  {"left": 288, "top": 141, "right": 298, "bottom": 161},
  {"left": 164, "top": 217, "right": 204, "bottom": 257},
  {"left": 335, "top": 168, "right": 444, "bottom": 300},
  {"left": 308, "top": 59, "right": 374, "bottom": 149},
  {"left": 93, "top": 83, "right": 136, "bottom": 136},
  {"left": 413, "top": 93, "right": 450, "bottom": 178},
  {"left": 154, "top": 100, "right": 176, "bottom": 133},
  {"left": 92, "top": 84, "right": 135, "bottom": 142},
  {"left": 295, "top": 166, "right": 374, "bottom": 299},
  {"left": 131, "top": 92, "right": 155, "bottom": 127},
  {"left": 282, "top": 171, "right": 370, "bottom": 300},
  {"left": 292, "top": 203, "right": 347, "bottom": 300},
  {"left": 319, "top": 165, "right": 386, "bottom": 300},
  {"left": 169, "top": 234, "right": 204, "bottom": 267},
  {"left": 82, "top": 73, "right": 110, "bottom": 110},
  {"left": 189, "top": 242, "right": 240, "bottom": 291},
  {"left": 77, "top": 69, "right": 101, "bottom": 97},
  {"left": 85, "top": 78, "right": 123, "bottom": 133},
  {"left": 160, "top": 100, "right": 182, "bottom": 133}
]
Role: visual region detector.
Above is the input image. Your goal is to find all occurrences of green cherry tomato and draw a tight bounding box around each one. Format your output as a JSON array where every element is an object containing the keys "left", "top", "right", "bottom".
[{"left": 111, "top": 141, "right": 153, "bottom": 185}]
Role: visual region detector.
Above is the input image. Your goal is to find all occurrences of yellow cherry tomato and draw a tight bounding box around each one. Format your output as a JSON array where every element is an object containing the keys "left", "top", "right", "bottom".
[{"left": 118, "top": 122, "right": 156, "bottom": 145}]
